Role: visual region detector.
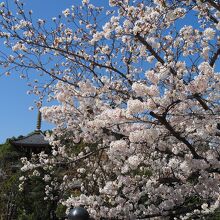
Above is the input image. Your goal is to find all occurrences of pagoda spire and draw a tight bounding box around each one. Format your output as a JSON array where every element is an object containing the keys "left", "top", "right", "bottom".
[{"left": 36, "top": 110, "right": 42, "bottom": 131}]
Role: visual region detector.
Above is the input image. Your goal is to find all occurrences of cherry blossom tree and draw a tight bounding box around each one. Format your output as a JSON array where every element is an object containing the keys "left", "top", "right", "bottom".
[{"left": 0, "top": 0, "right": 220, "bottom": 219}]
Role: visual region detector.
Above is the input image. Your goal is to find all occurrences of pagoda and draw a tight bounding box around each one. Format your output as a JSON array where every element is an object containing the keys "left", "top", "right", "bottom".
[{"left": 10, "top": 111, "right": 51, "bottom": 156}]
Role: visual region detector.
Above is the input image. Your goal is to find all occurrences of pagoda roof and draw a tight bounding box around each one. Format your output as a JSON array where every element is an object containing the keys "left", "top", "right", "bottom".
[{"left": 10, "top": 130, "right": 50, "bottom": 147}]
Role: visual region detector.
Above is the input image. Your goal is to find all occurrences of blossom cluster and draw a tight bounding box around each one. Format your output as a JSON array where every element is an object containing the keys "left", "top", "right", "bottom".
[{"left": 0, "top": 0, "right": 220, "bottom": 219}]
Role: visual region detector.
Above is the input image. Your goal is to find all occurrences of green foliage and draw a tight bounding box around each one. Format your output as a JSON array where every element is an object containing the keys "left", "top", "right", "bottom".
[
  {"left": 0, "top": 141, "right": 22, "bottom": 162},
  {"left": 16, "top": 175, "right": 59, "bottom": 219},
  {"left": 55, "top": 204, "right": 66, "bottom": 218},
  {"left": 209, "top": 210, "right": 220, "bottom": 219},
  {"left": 0, "top": 142, "right": 13, "bottom": 160},
  {"left": 18, "top": 213, "right": 35, "bottom": 220}
]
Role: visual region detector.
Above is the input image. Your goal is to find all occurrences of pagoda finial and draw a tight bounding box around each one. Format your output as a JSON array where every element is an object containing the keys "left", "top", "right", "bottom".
[{"left": 36, "top": 110, "right": 42, "bottom": 131}]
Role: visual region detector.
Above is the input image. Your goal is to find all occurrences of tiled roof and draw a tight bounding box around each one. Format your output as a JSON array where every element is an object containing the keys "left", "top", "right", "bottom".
[{"left": 10, "top": 131, "right": 50, "bottom": 147}]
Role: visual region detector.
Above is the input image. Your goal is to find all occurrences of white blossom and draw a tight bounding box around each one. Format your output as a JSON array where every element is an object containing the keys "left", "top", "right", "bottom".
[{"left": 203, "top": 28, "right": 215, "bottom": 40}]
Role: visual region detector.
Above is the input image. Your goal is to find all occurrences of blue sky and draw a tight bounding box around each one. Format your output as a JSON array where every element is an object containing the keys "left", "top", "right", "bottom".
[{"left": 0, "top": 0, "right": 108, "bottom": 143}]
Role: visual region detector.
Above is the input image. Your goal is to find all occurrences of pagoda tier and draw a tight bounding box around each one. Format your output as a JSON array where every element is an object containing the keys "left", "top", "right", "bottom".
[
  {"left": 10, "top": 131, "right": 50, "bottom": 155},
  {"left": 10, "top": 111, "right": 51, "bottom": 156}
]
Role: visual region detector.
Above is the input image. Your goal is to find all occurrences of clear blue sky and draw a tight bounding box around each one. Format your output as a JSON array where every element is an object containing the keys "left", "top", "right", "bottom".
[{"left": 0, "top": 0, "right": 107, "bottom": 143}]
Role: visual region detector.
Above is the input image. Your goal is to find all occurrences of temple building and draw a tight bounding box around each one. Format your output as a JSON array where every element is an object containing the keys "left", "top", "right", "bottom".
[{"left": 10, "top": 111, "right": 51, "bottom": 156}]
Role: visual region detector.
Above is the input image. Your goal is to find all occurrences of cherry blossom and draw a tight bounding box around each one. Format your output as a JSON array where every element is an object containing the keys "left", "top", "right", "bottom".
[{"left": 0, "top": 0, "right": 220, "bottom": 219}]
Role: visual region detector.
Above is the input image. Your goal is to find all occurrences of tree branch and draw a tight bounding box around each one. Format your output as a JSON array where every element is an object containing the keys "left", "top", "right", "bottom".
[
  {"left": 136, "top": 33, "right": 165, "bottom": 65},
  {"left": 205, "top": 0, "right": 220, "bottom": 11},
  {"left": 210, "top": 47, "right": 220, "bottom": 67},
  {"left": 150, "top": 111, "right": 203, "bottom": 159}
]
